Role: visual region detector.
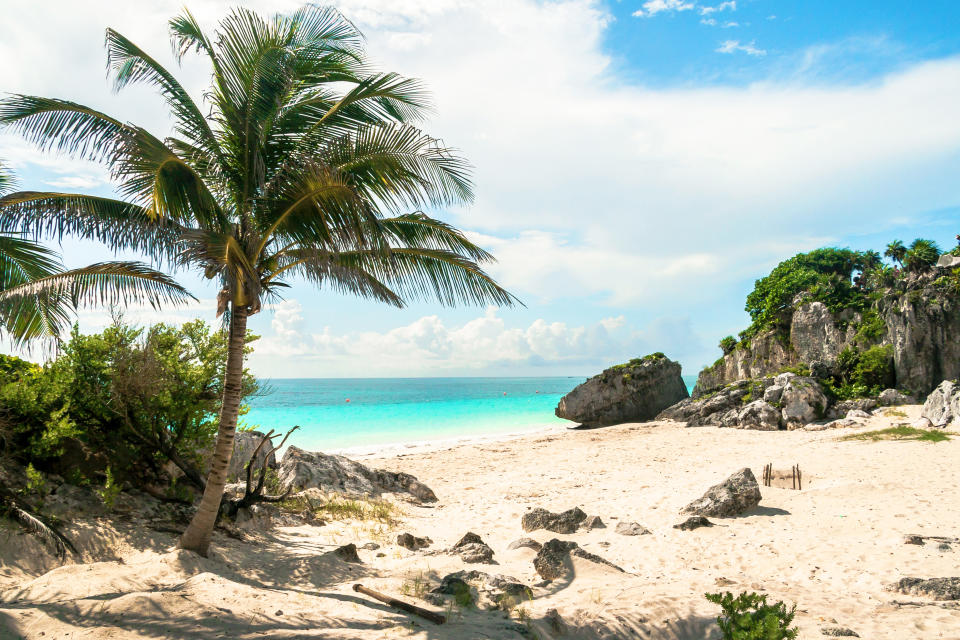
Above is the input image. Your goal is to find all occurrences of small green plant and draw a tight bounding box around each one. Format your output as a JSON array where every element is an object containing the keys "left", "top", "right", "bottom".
[
  {"left": 24, "top": 463, "right": 48, "bottom": 506},
  {"left": 841, "top": 426, "right": 951, "bottom": 443},
  {"left": 97, "top": 466, "right": 122, "bottom": 509},
  {"left": 400, "top": 573, "right": 428, "bottom": 599},
  {"left": 705, "top": 591, "right": 798, "bottom": 640},
  {"left": 719, "top": 336, "right": 737, "bottom": 355},
  {"left": 883, "top": 408, "right": 907, "bottom": 419}
]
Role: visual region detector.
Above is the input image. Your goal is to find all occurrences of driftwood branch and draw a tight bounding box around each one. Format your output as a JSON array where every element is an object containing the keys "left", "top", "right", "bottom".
[
  {"left": 352, "top": 583, "right": 446, "bottom": 625},
  {"left": 221, "top": 426, "right": 299, "bottom": 519}
]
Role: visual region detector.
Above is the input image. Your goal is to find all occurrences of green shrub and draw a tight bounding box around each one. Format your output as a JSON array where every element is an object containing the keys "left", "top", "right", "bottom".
[
  {"left": 705, "top": 591, "right": 798, "bottom": 640},
  {"left": 719, "top": 336, "right": 737, "bottom": 355},
  {"left": 0, "top": 317, "right": 260, "bottom": 492},
  {"left": 98, "top": 466, "right": 122, "bottom": 509},
  {"left": 743, "top": 248, "right": 867, "bottom": 338}
]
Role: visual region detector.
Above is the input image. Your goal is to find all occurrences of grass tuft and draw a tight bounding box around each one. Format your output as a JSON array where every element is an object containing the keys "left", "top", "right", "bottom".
[{"left": 841, "top": 425, "right": 951, "bottom": 443}]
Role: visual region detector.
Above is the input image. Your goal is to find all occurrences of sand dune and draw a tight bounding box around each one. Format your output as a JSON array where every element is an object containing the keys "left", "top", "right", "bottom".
[{"left": 2, "top": 406, "right": 958, "bottom": 639}]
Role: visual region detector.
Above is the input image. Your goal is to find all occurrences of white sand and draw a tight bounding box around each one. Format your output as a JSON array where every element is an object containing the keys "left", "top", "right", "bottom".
[{"left": 2, "top": 405, "right": 958, "bottom": 639}]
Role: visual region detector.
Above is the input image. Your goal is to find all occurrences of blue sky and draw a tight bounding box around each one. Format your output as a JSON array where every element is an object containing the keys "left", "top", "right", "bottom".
[{"left": 1, "top": 0, "right": 959, "bottom": 379}]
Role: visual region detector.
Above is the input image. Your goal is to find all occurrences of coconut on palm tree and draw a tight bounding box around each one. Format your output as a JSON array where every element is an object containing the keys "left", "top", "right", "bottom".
[
  {"left": 0, "top": 163, "right": 193, "bottom": 347},
  {"left": 0, "top": 5, "right": 515, "bottom": 556}
]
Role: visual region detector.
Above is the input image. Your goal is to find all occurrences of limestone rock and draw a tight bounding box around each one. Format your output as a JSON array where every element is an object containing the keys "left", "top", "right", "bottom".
[
  {"left": 673, "top": 516, "right": 713, "bottom": 530},
  {"left": 397, "top": 532, "right": 432, "bottom": 550},
  {"left": 533, "top": 539, "right": 623, "bottom": 581},
  {"left": 780, "top": 376, "right": 828, "bottom": 428},
  {"left": 681, "top": 468, "right": 761, "bottom": 518},
  {"left": 889, "top": 577, "right": 960, "bottom": 600},
  {"left": 544, "top": 608, "right": 568, "bottom": 635},
  {"left": 821, "top": 627, "right": 860, "bottom": 637},
  {"left": 938, "top": 254, "right": 960, "bottom": 268},
  {"left": 555, "top": 353, "right": 689, "bottom": 427},
  {"left": 737, "top": 400, "right": 782, "bottom": 430},
  {"left": 582, "top": 515, "right": 605, "bottom": 530},
  {"left": 521, "top": 507, "right": 587, "bottom": 534},
  {"left": 333, "top": 543, "right": 361, "bottom": 563},
  {"left": 922, "top": 380, "right": 960, "bottom": 427},
  {"left": 827, "top": 398, "right": 878, "bottom": 419},
  {"left": 878, "top": 389, "right": 916, "bottom": 406},
  {"left": 912, "top": 417, "right": 934, "bottom": 429},
  {"left": 507, "top": 538, "right": 542, "bottom": 551},
  {"left": 226, "top": 431, "right": 278, "bottom": 481},
  {"left": 431, "top": 570, "right": 531, "bottom": 611},
  {"left": 452, "top": 532, "right": 495, "bottom": 564},
  {"left": 614, "top": 522, "right": 651, "bottom": 536},
  {"left": 277, "top": 446, "right": 437, "bottom": 502},
  {"left": 845, "top": 409, "right": 872, "bottom": 420}
]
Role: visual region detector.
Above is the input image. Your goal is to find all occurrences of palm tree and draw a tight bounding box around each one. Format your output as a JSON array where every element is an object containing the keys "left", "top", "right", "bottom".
[
  {"left": 0, "top": 5, "right": 515, "bottom": 556},
  {"left": 904, "top": 238, "right": 941, "bottom": 273},
  {"left": 884, "top": 240, "right": 906, "bottom": 268},
  {"left": 0, "top": 163, "right": 193, "bottom": 346}
]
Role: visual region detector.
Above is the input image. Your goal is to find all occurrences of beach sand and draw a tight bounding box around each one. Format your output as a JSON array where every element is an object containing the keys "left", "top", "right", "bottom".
[{"left": 2, "top": 405, "right": 958, "bottom": 639}]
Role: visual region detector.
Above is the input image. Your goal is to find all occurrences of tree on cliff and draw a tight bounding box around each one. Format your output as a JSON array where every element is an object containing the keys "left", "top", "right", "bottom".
[
  {"left": 884, "top": 240, "right": 906, "bottom": 267},
  {"left": 0, "top": 5, "right": 515, "bottom": 556},
  {"left": 903, "top": 238, "right": 941, "bottom": 273}
]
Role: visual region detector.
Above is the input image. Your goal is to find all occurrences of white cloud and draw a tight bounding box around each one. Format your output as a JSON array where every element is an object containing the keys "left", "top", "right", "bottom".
[
  {"left": 45, "top": 175, "right": 104, "bottom": 189},
  {"left": 249, "top": 301, "right": 703, "bottom": 377},
  {"left": 716, "top": 39, "right": 766, "bottom": 56},
  {"left": 633, "top": 0, "right": 695, "bottom": 18},
  {"left": 700, "top": 1, "right": 736, "bottom": 16}
]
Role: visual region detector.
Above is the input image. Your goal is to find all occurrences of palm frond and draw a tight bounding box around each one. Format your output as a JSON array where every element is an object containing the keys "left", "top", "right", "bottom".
[
  {"left": 377, "top": 213, "right": 495, "bottom": 262},
  {"left": 0, "top": 191, "right": 183, "bottom": 266},
  {"left": 0, "top": 95, "right": 127, "bottom": 163},
  {"left": 0, "top": 486, "right": 77, "bottom": 561},
  {"left": 0, "top": 261, "right": 196, "bottom": 311},
  {"left": 105, "top": 28, "right": 223, "bottom": 163}
]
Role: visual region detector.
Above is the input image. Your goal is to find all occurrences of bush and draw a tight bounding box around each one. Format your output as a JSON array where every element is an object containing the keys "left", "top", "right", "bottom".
[
  {"left": 743, "top": 248, "right": 868, "bottom": 338},
  {"left": 0, "top": 317, "right": 260, "bottom": 492},
  {"left": 705, "top": 591, "right": 798, "bottom": 640},
  {"left": 719, "top": 336, "right": 737, "bottom": 355}
]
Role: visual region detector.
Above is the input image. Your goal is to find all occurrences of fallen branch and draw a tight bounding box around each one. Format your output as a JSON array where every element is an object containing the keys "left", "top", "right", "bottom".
[
  {"left": 904, "top": 534, "right": 959, "bottom": 545},
  {"left": 352, "top": 583, "right": 446, "bottom": 625}
]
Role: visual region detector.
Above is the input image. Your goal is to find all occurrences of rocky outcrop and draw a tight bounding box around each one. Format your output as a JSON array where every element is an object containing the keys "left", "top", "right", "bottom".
[
  {"left": 452, "top": 532, "right": 495, "bottom": 564},
  {"left": 889, "top": 577, "right": 960, "bottom": 600},
  {"left": 429, "top": 570, "right": 532, "bottom": 611},
  {"left": 533, "top": 539, "right": 623, "bottom": 580},
  {"left": 659, "top": 374, "right": 828, "bottom": 430},
  {"left": 695, "top": 279, "right": 960, "bottom": 399},
  {"left": 922, "top": 380, "right": 960, "bottom": 427},
  {"left": 878, "top": 389, "right": 915, "bottom": 406},
  {"left": 203, "top": 430, "right": 277, "bottom": 481},
  {"left": 681, "top": 468, "right": 761, "bottom": 518},
  {"left": 521, "top": 507, "right": 587, "bottom": 534},
  {"left": 555, "top": 353, "right": 688, "bottom": 427},
  {"left": 277, "top": 446, "right": 437, "bottom": 502}
]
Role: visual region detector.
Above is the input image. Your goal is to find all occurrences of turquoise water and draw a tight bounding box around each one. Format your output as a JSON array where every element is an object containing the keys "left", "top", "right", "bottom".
[{"left": 246, "top": 375, "right": 698, "bottom": 452}]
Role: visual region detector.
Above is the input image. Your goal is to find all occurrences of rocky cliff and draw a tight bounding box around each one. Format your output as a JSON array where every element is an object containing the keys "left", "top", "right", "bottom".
[
  {"left": 555, "top": 353, "right": 688, "bottom": 427},
  {"left": 694, "top": 274, "right": 960, "bottom": 398}
]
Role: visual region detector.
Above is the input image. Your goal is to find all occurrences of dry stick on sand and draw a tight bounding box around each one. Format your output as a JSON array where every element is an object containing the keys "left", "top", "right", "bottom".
[{"left": 352, "top": 584, "right": 446, "bottom": 625}]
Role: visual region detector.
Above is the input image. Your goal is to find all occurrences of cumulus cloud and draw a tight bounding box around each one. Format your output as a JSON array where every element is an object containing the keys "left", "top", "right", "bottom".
[
  {"left": 249, "top": 300, "right": 703, "bottom": 377},
  {"left": 716, "top": 39, "right": 766, "bottom": 56},
  {"left": 633, "top": 0, "right": 695, "bottom": 18},
  {"left": 700, "top": 1, "right": 736, "bottom": 16}
]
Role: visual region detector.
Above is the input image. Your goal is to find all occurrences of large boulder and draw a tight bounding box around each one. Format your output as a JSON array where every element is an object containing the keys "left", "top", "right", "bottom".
[
  {"left": 737, "top": 400, "right": 782, "bottom": 430},
  {"left": 878, "top": 389, "right": 916, "bottom": 406},
  {"left": 681, "top": 468, "right": 761, "bottom": 518},
  {"left": 277, "top": 446, "right": 437, "bottom": 502},
  {"left": 922, "top": 380, "right": 960, "bottom": 427},
  {"left": 555, "top": 353, "right": 689, "bottom": 427},
  {"left": 227, "top": 431, "right": 277, "bottom": 481},
  {"left": 533, "top": 539, "right": 623, "bottom": 581},
  {"left": 778, "top": 375, "right": 828, "bottom": 429}
]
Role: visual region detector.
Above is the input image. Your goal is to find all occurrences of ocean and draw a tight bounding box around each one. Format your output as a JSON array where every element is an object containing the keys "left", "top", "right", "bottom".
[{"left": 245, "top": 375, "right": 699, "bottom": 455}]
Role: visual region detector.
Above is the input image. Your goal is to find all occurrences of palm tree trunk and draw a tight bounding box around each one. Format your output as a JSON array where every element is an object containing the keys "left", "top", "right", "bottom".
[{"left": 178, "top": 304, "right": 248, "bottom": 556}]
